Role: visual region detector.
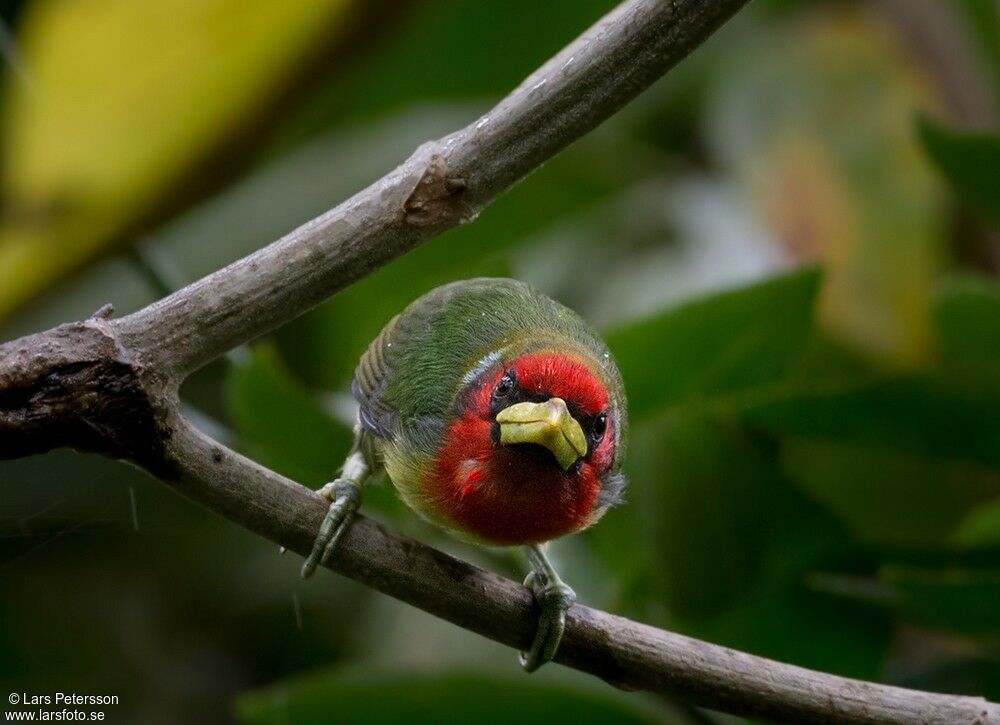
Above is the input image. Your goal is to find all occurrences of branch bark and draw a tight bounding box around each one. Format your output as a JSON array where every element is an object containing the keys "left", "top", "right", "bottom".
[{"left": 1, "top": 1, "right": 997, "bottom": 723}]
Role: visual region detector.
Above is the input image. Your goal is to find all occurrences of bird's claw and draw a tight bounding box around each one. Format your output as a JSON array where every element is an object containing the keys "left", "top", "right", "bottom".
[
  {"left": 519, "top": 569, "right": 576, "bottom": 672},
  {"left": 300, "top": 478, "right": 362, "bottom": 579}
]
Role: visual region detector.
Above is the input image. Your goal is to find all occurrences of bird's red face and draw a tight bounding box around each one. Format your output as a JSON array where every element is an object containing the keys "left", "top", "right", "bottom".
[{"left": 428, "top": 350, "right": 618, "bottom": 545}]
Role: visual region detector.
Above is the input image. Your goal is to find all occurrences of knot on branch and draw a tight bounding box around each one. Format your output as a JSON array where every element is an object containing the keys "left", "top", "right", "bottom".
[
  {"left": 403, "top": 153, "right": 471, "bottom": 227},
  {"left": 0, "top": 315, "right": 175, "bottom": 476}
]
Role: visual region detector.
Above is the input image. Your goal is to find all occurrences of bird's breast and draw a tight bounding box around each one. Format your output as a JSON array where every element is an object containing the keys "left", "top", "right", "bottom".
[{"left": 416, "top": 415, "right": 601, "bottom": 545}]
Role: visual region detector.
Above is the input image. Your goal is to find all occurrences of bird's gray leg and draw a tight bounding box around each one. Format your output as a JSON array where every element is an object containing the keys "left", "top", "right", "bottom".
[
  {"left": 520, "top": 543, "right": 576, "bottom": 672},
  {"left": 300, "top": 426, "right": 373, "bottom": 579}
]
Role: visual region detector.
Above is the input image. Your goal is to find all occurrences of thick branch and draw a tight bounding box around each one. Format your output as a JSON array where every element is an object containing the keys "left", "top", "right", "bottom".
[
  {"left": 0, "top": 311, "right": 174, "bottom": 475},
  {"left": 3, "top": 0, "right": 998, "bottom": 723},
  {"left": 114, "top": 0, "right": 749, "bottom": 380}
]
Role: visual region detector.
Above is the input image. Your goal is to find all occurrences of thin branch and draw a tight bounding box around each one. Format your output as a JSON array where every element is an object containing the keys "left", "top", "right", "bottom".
[
  {"left": 2, "top": 0, "right": 998, "bottom": 723},
  {"left": 115, "top": 0, "right": 749, "bottom": 381}
]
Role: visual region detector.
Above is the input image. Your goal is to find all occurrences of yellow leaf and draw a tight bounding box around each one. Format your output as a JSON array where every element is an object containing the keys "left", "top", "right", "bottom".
[{"left": 0, "top": 0, "right": 353, "bottom": 318}]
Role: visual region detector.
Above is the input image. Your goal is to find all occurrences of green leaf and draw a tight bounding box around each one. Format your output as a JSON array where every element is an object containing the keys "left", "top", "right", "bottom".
[
  {"left": 742, "top": 274, "right": 1000, "bottom": 543},
  {"left": 935, "top": 274, "right": 1000, "bottom": 369},
  {"left": 611, "top": 409, "right": 889, "bottom": 678},
  {"left": 626, "top": 413, "right": 778, "bottom": 619},
  {"left": 607, "top": 269, "right": 821, "bottom": 421},
  {"left": 234, "top": 670, "right": 657, "bottom": 725},
  {"left": 742, "top": 374, "right": 1000, "bottom": 470},
  {"left": 955, "top": 498, "right": 1000, "bottom": 549},
  {"left": 918, "top": 116, "right": 1000, "bottom": 225},
  {"left": 225, "top": 344, "right": 351, "bottom": 487},
  {"left": 780, "top": 439, "right": 1000, "bottom": 549}
]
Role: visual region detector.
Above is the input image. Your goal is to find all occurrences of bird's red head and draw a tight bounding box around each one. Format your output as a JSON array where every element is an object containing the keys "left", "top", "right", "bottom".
[{"left": 428, "top": 349, "right": 619, "bottom": 546}]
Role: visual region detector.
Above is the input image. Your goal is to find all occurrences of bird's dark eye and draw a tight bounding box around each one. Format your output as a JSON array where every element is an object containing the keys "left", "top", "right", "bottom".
[
  {"left": 494, "top": 371, "right": 515, "bottom": 399},
  {"left": 591, "top": 412, "right": 608, "bottom": 443}
]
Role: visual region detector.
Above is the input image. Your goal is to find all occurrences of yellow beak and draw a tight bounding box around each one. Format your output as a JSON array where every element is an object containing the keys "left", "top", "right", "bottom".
[{"left": 496, "top": 397, "right": 588, "bottom": 470}]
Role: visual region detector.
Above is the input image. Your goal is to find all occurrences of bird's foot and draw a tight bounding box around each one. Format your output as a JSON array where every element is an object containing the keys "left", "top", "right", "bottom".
[
  {"left": 300, "top": 478, "right": 362, "bottom": 579},
  {"left": 519, "top": 567, "right": 576, "bottom": 672}
]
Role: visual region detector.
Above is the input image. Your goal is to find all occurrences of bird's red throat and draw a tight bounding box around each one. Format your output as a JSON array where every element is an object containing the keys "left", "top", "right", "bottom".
[{"left": 428, "top": 352, "right": 614, "bottom": 545}]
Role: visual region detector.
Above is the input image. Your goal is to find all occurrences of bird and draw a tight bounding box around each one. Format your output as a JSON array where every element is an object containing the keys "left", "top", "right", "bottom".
[{"left": 301, "top": 277, "right": 628, "bottom": 671}]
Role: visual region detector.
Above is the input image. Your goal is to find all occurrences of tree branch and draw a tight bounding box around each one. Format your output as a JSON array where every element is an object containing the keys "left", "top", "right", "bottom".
[
  {"left": 164, "top": 418, "right": 997, "bottom": 725},
  {"left": 1, "top": 0, "right": 997, "bottom": 723},
  {"left": 114, "top": 0, "right": 748, "bottom": 381}
]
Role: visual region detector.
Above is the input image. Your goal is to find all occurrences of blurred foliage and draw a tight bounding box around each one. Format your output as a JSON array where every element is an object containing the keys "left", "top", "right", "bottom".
[
  {"left": 919, "top": 116, "right": 1000, "bottom": 225},
  {"left": 236, "top": 670, "right": 658, "bottom": 725},
  {"left": 2, "top": 1, "right": 1000, "bottom": 724},
  {"left": 707, "top": 6, "right": 947, "bottom": 366},
  {"left": 958, "top": 0, "right": 1000, "bottom": 87},
  {"left": 0, "top": 0, "right": 361, "bottom": 317},
  {"left": 225, "top": 345, "right": 352, "bottom": 489}
]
